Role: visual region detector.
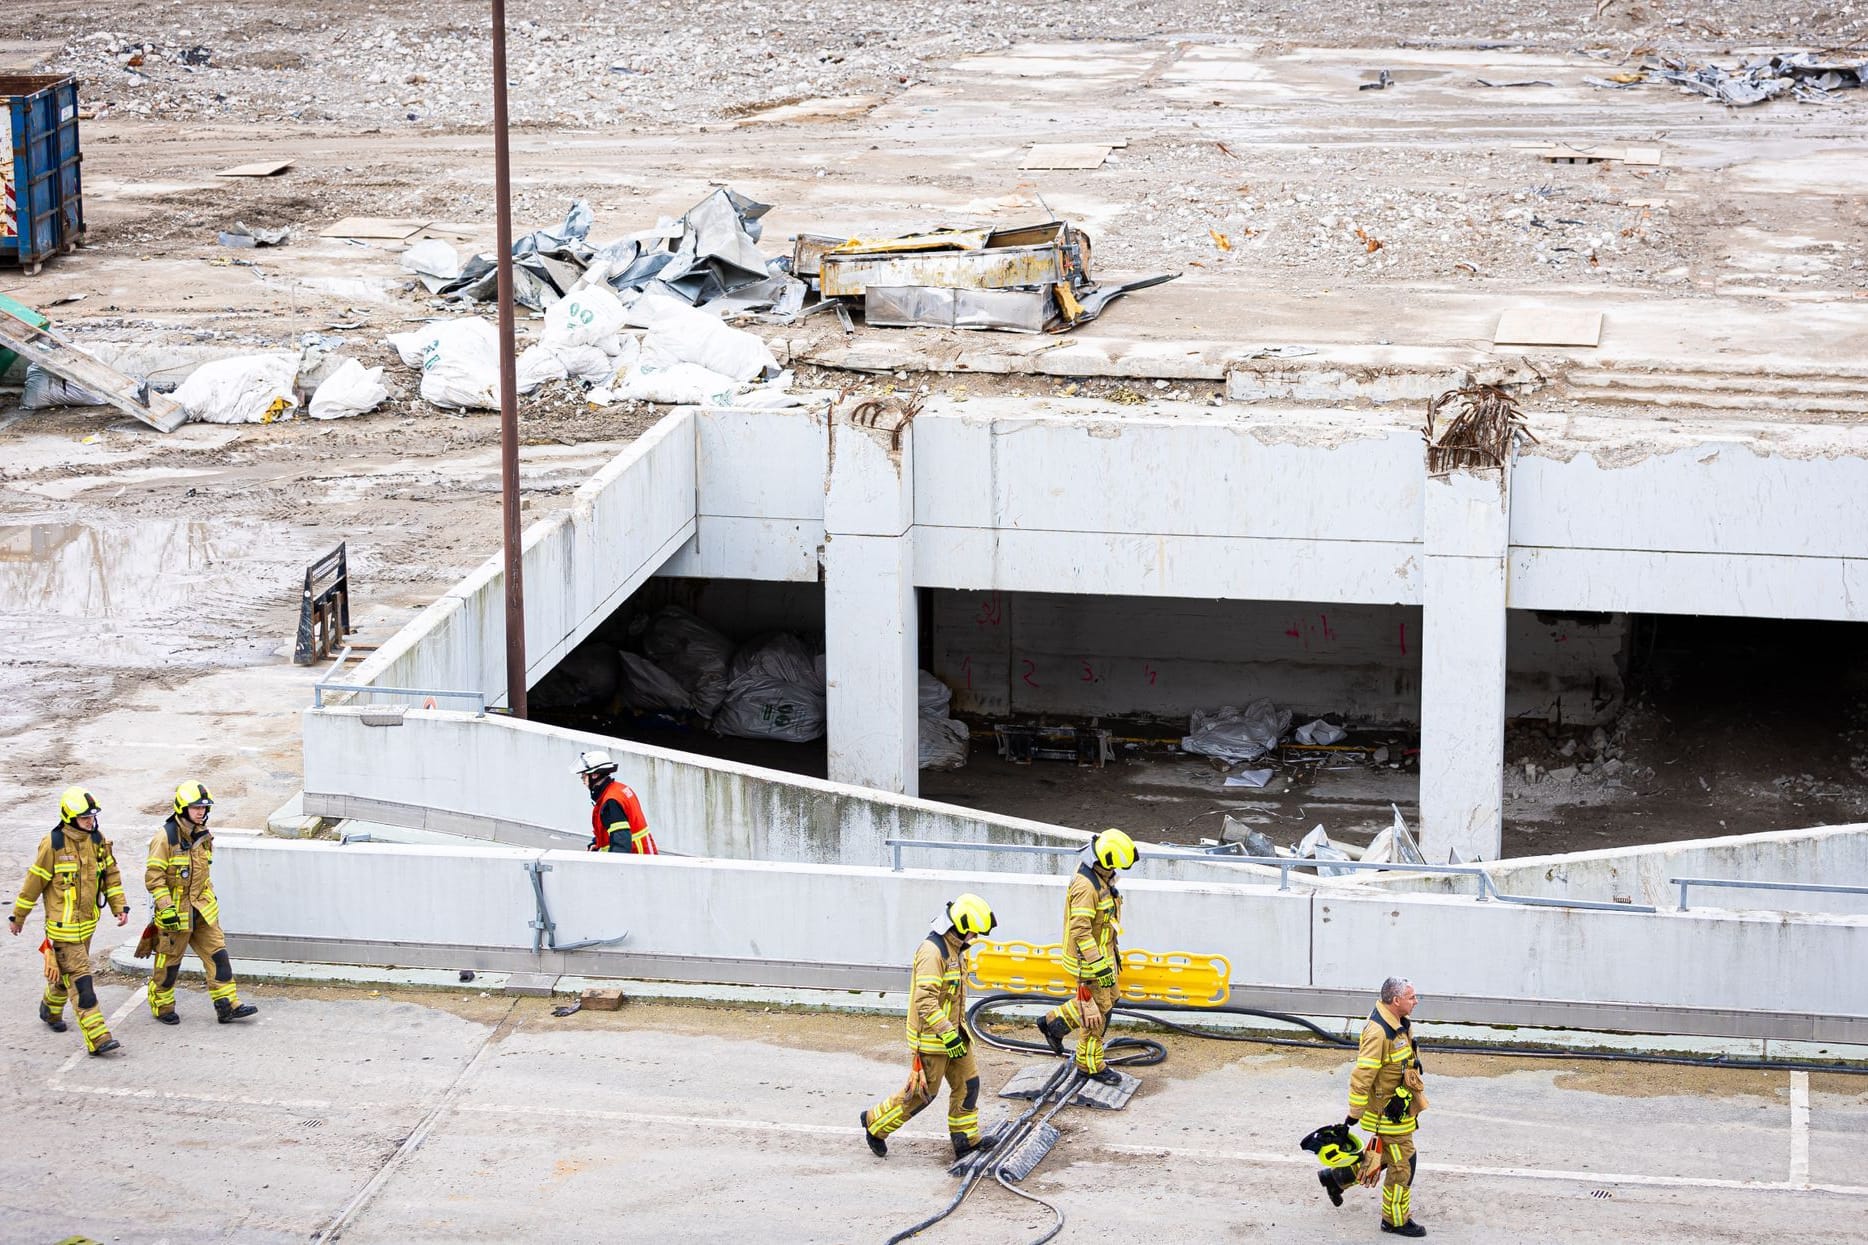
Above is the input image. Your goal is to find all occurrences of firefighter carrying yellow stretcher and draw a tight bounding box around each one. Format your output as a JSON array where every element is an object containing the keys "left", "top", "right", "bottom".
[
  {"left": 1035, "top": 828, "right": 1137, "bottom": 1084},
  {"left": 861, "top": 894, "right": 1002, "bottom": 1163}
]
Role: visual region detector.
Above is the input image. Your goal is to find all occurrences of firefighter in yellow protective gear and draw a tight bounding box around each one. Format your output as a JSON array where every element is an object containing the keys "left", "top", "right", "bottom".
[
  {"left": 1034, "top": 828, "right": 1136, "bottom": 1084},
  {"left": 1319, "top": 976, "right": 1427, "bottom": 1237},
  {"left": 145, "top": 782, "right": 257, "bottom": 1025},
  {"left": 8, "top": 787, "right": 131, "bottom": 1056},
  {"left": 861, "top": 894, "right": 1001, "bottom": 1162}
]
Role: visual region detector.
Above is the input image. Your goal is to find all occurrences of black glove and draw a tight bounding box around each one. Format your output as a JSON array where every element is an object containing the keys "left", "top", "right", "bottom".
[
  {"left": 154, "top": 907, "right": 184, "bottom": 932},
  {"left": 940, "top": 1028, "right": 968, "bottom": 1059},
  {"left": 1344, "top": 1114, "right": 1359, "bottom": 1130}
]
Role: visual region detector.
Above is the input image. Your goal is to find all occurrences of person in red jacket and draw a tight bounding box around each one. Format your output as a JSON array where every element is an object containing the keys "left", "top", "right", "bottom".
[{"left": 575, "top": 751, "right": 658, "bottom": 854}]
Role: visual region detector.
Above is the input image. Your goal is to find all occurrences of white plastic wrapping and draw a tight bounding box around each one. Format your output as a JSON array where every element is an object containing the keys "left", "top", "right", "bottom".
[
  {"left": 1181, "top": 698, "right": 1292, "bottom": 763},
  {"left": 175, "top": 353, "right": 301, "bottom": 424},
  {"left": 639, "top": 606, "right": 735, "bottom": 718},
  {"left": 308, "top": 358, "right": 389, "bottom": 420}
]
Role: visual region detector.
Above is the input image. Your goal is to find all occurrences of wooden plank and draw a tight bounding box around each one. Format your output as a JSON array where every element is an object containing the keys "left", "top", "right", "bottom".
[
  {"left": 1021, "top": 143, "right": 1113, "bottom": 170},
  {"left": 0, "top": 306, "right": 188, "bottom": 432},
  {"left": 1494, "top": 307, "right": 1603, "bottom": 348},
  {"left": 217, "top": 160, "right": 294, "bottom": 177},
  {"left": 319, "top": 217, "right": 430, "bottom": 241}
]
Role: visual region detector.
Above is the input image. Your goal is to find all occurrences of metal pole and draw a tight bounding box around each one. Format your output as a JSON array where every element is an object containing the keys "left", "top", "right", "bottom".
[{"left": 490, "top": 0, "right": 527, "bottom": 718}]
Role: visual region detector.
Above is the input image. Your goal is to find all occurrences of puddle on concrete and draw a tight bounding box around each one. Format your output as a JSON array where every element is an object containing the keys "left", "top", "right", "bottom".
[{"left": 0, "top": 519, "right": 310, "bottom": 666}]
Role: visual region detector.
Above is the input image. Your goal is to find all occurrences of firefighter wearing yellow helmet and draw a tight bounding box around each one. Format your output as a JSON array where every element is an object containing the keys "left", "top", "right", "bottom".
[
  {"left": 861, "top": 893, "right": 1001, "bottom": 1163},
  {"left": 143, "top": 781, "right": 257, "bottom": 1026},
  {"left": 9, "top": 786, "right": 131, "bottom": 1056},
  {"left": 1035, "top": 828, "right": 1136, "bottom": 1083}
]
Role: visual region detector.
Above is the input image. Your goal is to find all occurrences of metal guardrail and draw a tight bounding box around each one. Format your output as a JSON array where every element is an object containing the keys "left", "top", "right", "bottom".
[
  {"left": 1670, "top": 876, "right": 1868, "bottom": 912},
  {"left": 312, "top": 680, "right": 487, "bottom": 714},
  {"left": 883, "top": 838, "right": 1657, "bottom": 914}
]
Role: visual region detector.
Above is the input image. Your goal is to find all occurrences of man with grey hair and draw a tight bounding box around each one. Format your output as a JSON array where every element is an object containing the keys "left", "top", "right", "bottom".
[{"left": 1318, "top": 976, "right": 1427, "bottom": 1236}]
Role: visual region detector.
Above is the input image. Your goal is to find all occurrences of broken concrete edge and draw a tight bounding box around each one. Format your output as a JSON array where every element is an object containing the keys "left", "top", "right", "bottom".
[
  {"left": 778, "top": 332, "right": 1868, "bottom": 389},
  {"left": 101, "top": 944, "right": 1868, "bottom": 1065}
]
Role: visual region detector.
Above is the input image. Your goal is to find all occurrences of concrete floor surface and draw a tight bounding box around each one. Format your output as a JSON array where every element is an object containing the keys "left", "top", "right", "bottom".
[{"left": 1, "top": 990, "right": 1859, "bottom": 1243}]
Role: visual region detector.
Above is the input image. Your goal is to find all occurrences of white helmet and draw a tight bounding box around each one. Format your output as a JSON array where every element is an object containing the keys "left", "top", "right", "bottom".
[{"left": 573, "top": 750, "right": 617, "bottom": 777}]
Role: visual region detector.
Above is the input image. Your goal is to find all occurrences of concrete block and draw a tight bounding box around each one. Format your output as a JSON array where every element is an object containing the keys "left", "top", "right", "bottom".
[{"left": 504, "top": 973, "right": 560, "bottom": 997}]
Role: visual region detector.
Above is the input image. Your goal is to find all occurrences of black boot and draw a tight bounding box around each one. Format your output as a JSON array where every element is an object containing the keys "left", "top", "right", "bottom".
[
  {"left": 89, "top": 1037, "right": 121, "bottom": 1056},
  {"left": 1086, "top": 1067, "right": 1122, "bottom": 1086},
  {"left": 154, "top": 1010, "right": 181, "bottom": 1025},
  {"left": 860, "top": 1111, "right": 887, "bottom": 1158},
  {"left": 952, "top": 1132, "right": 999, "bottom": 1161},
  {"left": 1318, "top": 1168, "right": 1346, "bottom": 1207},
  {"left": 1381, "top": 1220, "right": 1427, "bottom": 1238},
  {"left": 38, "top": 1001, "right": 68, "bottom": 1033},
  {"left": 215, "top": 999, "right": 258, "bottom": 1023},
  {"left": 1036, "top": 1015, "right": 1066, "bottom": 1057}
]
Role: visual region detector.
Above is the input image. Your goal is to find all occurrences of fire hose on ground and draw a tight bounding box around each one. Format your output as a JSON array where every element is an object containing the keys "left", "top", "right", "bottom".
[{"left": 884, "top": 970, "right": 1867, "bottom": 1243}]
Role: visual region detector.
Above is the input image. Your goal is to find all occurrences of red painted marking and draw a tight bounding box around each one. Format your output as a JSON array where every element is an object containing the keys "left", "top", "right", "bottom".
[
  {"left": 1021, "top": 659, "right": 1039, "bottom": 688},
  {"left": 1398, "top": 622, "right": 1408, "bottom": 656},
  {"left": 1144, "top": 663, "right": 1158, "bottom": 686},
  {"left": 961, "top": 655, "right": 973, "bottom": 690},
  {"left": 976, "top": 594, "right": 1003, "bottom": 628},
  {"left": 1319, "top": 612, "right": 1335, "bottom": 642}
]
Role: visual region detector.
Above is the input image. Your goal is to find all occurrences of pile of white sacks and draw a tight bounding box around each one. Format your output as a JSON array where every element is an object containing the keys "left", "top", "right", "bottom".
[{"left": 386, "top": 273, "right": 796, "bottom": 412}]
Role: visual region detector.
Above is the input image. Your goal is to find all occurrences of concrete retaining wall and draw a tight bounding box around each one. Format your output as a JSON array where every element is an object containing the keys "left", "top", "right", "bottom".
[
  {"left": 214, "top": 837, "right": 1868, "bottom": 1040},
  {"left": 1359, "top": 823, "right": 1868, "bottom": 915},
  {"left": 301, "top": 706, "right": 1291, "bottom": 886},
  {"left": 344, "top": 409, "right": 699, "bottom": 706}
]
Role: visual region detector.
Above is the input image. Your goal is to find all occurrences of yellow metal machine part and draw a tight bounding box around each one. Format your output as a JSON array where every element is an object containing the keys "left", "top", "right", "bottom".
[{"left": 968, "top": 941, "right": 1231, "bottom": 1007}]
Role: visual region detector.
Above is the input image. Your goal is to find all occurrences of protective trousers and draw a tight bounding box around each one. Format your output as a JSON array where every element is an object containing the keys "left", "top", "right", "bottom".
[
  {"left": 148, "top": 911, "right": 241, "bottom": 1018},
  {"left": 865, "top": 1047, "right": 982, "bottom": 1146},
  {"left": 44, "top": 939, "right": 111, "bottom": 1052},
  {"left": 1377, "top": 1137, "right": 1417, "bottom": 1227},
  {"left": 1044, "top": 982, "right": 1116, "bottom": 1073}
]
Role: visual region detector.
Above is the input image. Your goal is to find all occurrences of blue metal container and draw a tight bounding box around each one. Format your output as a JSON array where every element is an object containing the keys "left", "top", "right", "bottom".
[{"left": 2, "top": 73, "right": 85, "bottom": 274}]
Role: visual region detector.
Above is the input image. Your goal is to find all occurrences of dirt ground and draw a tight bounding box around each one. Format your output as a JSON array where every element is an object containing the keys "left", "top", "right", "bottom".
[{"left": 4, "top": 6, "right": 1867, "bottom": 851}]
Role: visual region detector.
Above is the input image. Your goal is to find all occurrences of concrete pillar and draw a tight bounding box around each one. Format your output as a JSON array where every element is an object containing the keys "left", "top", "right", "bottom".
[
  {"left": 1419, "top": 467, "right": 1509, "bottom": 861},
  {"left": 822, "top": 404, "right": 918, "bottom": 796}
]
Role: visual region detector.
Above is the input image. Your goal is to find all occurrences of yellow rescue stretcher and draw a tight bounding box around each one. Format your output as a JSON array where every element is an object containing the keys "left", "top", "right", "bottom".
[{"left": 968, "top": 940, "right": 1231, "bottom": 1008}]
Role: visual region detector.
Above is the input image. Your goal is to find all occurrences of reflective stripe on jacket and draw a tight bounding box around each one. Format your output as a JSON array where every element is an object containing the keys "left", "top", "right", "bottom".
[
  {"left": 1348, "top": 1002, "right": 1422, "bottom": 1136},
  {"left": 590, "top": 780, "right": 657, "bottom": 854},
  {"left": 1059, "top": 863, "right": 1121, "bottom": 977},
  {"left": 145, "top": 814, "right": 218, "bottom": 930},
  {"left": 13, "top": 825, "right": 126, "bottom": 943},
  {"left": 904, "top": 931, "right": 967, "bottom": 1053}
]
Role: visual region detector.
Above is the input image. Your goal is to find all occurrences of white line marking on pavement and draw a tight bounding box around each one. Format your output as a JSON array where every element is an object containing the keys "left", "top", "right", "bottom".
[
  {"left": 452, "top": 1102, "right": 1868, "bottom": 1199},
  {"left": 1094, "top": 1139, "right": 1868, "bottom": 1199},
  {"left": 1790, "top": 1070, "right": 1811, "bottom": 1187},
  {"left": 30, "top": 1080, "right": 1868, "bottom": 1202},
  {"left": 54, "top": 984, "right": 147, "bottom": 1077}
]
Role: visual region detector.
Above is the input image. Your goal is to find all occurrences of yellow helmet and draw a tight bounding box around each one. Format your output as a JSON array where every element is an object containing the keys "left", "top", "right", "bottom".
[
  {"left": 1093, "top": 828, "right": 1138, "bottom": 871},
  {"left": 174, "top": 781, "right": 214, "bottom": 818},
  {"left": 946, "top": 893, "right": 998, "bottom": 938},
  {"left": 58, "top": 786, "right": 100, "bottom": 824}
]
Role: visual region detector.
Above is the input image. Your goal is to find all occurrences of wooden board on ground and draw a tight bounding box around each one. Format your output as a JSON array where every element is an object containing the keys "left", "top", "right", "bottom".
[
  {"left": 0, "top": 296, "right": 187, "bottom": 432},
  {"left": 218, "top": 160, "right": 294, "bottom": 177},
  {"left": 319, "top": 217, "right": 430, "bottom": 241},
  {"left": 1494, "top": 307, "right": 1603, "bottom": 348},
  {"left": 1022, "top": 143, "right": 1116, "bottom": 170},
  {"left": 1517, "top": 142, "right": 1664, "bottom": 166}
]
